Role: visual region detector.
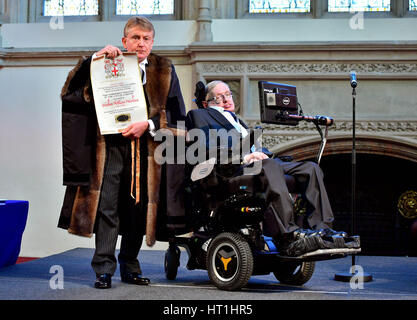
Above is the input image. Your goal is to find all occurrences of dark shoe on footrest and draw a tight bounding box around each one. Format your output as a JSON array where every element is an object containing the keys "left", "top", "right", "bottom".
[
  {"left": 316, "top": 235, "right": 347, "bottom": 249},
  {"left": 344, "top": 235, "right": 361, "bottom": 249},
  {"left": 121, "top": 272, "right": 150, "bottom": 285},
  {"left": 292, "top": 228, "right": 318, "bottom": 240},
  {"left": 315, "top": 236, "right": 336, "bottom": 249},
  {"left": 332, "top": 235, "right": 347, "bottom": 248},
  {"left": 279, "top": 235, "right": 322, "bottom": 257},
  {"left": 316, "top": 234, "right": 361, "bottom": 249},
  {"left": 317, "top": 228, "right": 348, "bottom": 238},
  {"left": 95, "top": 273, "right": 112, "bottom": 289}
]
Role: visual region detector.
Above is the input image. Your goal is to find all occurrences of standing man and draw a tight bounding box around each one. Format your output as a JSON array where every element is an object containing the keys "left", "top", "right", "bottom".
[{"left": 58, "top": 17, "right": 186, "bottom": 288}]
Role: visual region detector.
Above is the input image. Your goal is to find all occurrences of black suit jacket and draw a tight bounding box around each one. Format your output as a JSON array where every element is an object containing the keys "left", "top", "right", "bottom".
[
  {"left": 185, "top": 108, "right": 249, "bottom": 149},
  {"left": 185, "top": 108, "right": 273, "bottom": 158}
]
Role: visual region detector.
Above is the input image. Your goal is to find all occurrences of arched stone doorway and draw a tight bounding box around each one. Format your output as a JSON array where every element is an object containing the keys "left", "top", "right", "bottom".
[{"left": 274, "top": 135, "right": 417, "bottom": 256}]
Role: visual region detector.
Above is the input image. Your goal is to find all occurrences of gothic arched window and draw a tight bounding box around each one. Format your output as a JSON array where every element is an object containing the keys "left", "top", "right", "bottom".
[
  {"left": 249, "top": 0, "right": 311, "bottom": 13},
  {"left": 116, "top": 0, "right": 174, "bottom": 15},
  {"left": 328, "top": 0, "right": 391, "bottom": 12},
  {"left": 43, "top": 0, "right": 99, "bottom": 16},
  {"left": 42, "top": 0, "right": 175, "bottom": 17}
]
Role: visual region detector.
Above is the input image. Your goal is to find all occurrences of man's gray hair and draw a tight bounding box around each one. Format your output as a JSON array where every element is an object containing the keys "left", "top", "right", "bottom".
[
  {"left": 124, "top": 16, "right": 155, "bottom": 37},
  {"left": 205, "top": 80, "right": 229, "bottom": 101}
]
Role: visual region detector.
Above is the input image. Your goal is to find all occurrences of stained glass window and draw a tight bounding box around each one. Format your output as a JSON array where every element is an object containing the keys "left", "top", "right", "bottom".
[
  {"left": 328, "top": 0, "right": 390, "bottom": 12},
  {"left": 410, "top": 0, "right": 417, "bottom": 11},
  {"left": 116, "top": 0, "right": 174, "bottom": 15},
  {"left": 249, "top": 0, "right": 311, "bottom": 13},
  {"left": 43, "top": 0, "right": 99, "bottom": 16}
]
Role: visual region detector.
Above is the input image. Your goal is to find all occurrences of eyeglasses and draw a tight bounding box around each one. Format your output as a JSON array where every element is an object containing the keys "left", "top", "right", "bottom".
[{"left": 207, "top": 92, "right": 233, "bottom": 104}]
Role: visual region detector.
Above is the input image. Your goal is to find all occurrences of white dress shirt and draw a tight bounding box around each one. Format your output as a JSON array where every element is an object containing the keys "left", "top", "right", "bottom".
[
  {"left": 208, "top": 106, "right": 248, "bottom": 138},
  {"left": 139, "top": 58, "right": 148, "bottom": 85}
]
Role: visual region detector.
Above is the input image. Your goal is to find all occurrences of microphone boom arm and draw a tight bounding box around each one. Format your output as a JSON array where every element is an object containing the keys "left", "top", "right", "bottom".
[
  {"left": 275, "top": 111, "right": 333, "bottom": 165},
  {"left": 314, "top": 123, "right": 329, "bottom": 165}
]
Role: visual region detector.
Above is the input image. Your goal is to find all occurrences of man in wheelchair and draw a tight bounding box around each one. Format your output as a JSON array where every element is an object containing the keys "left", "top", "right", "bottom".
[{"left": 184, "top": 80, "right": 360, "bottom": 258}]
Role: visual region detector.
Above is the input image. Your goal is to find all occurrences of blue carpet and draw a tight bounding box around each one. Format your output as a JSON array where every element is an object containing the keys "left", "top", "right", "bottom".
[{"left": 0, "top": 248, "right": 416, "bottom": 301}]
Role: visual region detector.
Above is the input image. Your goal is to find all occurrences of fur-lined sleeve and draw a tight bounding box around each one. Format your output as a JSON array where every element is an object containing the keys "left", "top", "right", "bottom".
[
  {"left": 61, "top": 56, "right": 96, "bottom": 187},
  {"left": 61, "top": 56, "right": 93, "bottom": 103}
]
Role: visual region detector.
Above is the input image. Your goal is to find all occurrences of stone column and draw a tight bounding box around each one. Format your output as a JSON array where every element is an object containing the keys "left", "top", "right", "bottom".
[
  {"left": 0, "top": 0, "right": 8, "bottom": 23},
  {"left": 9, "top": 0, "right": 29, "bottom": 23},
  {"left": 0, "top": 0, "right": 7, "bottom": 47},
  {"left": 196, "top": 0, "right": 212, "bottom": 42},
  {"left": 393, "top": 0, "right": 408, "bottom": 17}
]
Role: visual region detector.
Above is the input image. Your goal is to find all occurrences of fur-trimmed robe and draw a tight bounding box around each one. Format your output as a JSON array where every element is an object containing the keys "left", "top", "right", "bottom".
[{"left": 58, "top": 53, "right": 186, "bottom": 246}]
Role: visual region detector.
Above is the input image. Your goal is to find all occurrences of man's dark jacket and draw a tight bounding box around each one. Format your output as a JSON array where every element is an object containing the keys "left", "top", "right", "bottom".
[
  {"left": 185, "top": 107, "right": 249, "bottom": 149},
  {"left": 58, "top": 53, "right": 186, "bottom": 246}
]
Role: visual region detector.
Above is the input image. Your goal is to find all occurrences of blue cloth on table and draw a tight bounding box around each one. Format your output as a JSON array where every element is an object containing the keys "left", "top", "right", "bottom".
[{"left": 0, "top": 200, "right": 29, "bottom": 268}]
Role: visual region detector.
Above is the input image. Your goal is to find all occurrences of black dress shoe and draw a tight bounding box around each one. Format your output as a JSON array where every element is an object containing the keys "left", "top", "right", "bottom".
[
  {"left": 121, "top": 272, "right": 150, "bottom": 285},
  {"left": 292, "top": 228, "right": 318, "bottom": 240},
  {"left": 315, "top": 228, "right": 363, "bottom": 249},
  {"left": 277, "top": 234, "right": 322, "bottom": 257},
  {"left": 344, "top": 235, "right": 361, "bottom": 249},
  {"left": 95, "top": 273, "right": 112, "bottom": 289},
  {"left": 318, "top": 228, "right": 348, "bottom": 238}
]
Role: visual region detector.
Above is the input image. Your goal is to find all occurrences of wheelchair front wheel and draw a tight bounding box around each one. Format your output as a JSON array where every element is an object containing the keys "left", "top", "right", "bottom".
[
  {"left": 206, "top": 232, "right": 253, "bottom": 291},
  {"left": 273, "top": 261, "right": 315, "bottom": 286},
  {"left": 165, "top": 244, "right": 181, "bottom": 280}
]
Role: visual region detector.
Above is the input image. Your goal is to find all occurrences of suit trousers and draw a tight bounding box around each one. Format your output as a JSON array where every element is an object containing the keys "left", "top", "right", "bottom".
[
  {"left": 260, "top": 158, "right": 334, "bottom": 237},
  {"left": 91, "top": 135, "right": 145, "bottom": 276}
]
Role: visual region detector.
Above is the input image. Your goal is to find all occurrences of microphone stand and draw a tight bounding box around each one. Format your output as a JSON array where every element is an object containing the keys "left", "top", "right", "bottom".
[
  {"left": 351, "top": 86, "right": 357, "bottom": 269},
  {"left": 334, "top": 76, "right": 372, "bottom": 283}
]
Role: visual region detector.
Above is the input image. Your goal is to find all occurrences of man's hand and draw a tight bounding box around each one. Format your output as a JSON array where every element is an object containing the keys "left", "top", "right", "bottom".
[
  {"left": 120, "top": 121, "right": 149, "bottom": 139},
  {"left": 243, "top": 152, "right": 269, "bottom": 164},
  {"left": 96, "top": 45, "right": 123, "bottom": 59}
]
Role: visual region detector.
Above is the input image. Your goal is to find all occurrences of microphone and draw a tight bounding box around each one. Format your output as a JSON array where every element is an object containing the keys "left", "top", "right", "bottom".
[
  {"left": 314, "top": 115, "right": 334, "bottom": 126},
  {"left": 350, "top": 71, "right": 357, "bottom": 88},
  {"left": 285, "top": 114, "right": 334, "bottom": 126}
]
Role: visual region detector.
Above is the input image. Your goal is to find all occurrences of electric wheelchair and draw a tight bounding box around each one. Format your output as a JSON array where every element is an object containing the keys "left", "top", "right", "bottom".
[{"left": 162, "top": 81, "right": 361, "bottom": 291}]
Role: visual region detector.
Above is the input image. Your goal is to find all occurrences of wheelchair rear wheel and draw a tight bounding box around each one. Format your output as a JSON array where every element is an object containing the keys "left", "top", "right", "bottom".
[
  {"left": 273, "top": 261, "right": 315, "bottom": 286},
  {"left": 206, "top": 232, "right": 253, "bottom": 291},
  {"left": 165, "top": 244, "right": 181, "bottom": 280}
]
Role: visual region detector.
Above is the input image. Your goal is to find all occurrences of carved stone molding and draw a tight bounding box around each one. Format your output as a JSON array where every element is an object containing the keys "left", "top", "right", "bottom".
[
  {"left": 201, "top": 62, "right": 245, "bottom": 73},
  {"left": 262, "top": 135, "right": 300, "bottom": 148},
  {"left": 0, "top": 47, "right": 190, "bottom": 67},
  {"left": 245, "top": 120, "right": 417, "bottom": 160},
  {"left": 247, "top": 63, "right": 417, "bottom": 74},
  {"left": 248, "top": 120, "right": 417, "bottom": 133},
  {"left": 200, "top": 62, "right": 417, "bottom": 76},
  {"left": 276, "top": 135, "right": 417, "bottom": 163}
]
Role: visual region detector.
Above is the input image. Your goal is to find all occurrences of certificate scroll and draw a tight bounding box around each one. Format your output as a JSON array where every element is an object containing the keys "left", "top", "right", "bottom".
[{"left": 90, "top": 53, "right": 148, "bottom": 135}]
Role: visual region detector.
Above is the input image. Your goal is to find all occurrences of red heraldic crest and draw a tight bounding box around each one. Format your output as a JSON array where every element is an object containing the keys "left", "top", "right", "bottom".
[{"left": 104, "top": 57, "right": 125, "bottom": 79}]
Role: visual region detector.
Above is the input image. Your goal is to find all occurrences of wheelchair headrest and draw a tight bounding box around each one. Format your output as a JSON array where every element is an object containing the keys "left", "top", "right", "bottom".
[{"left": 194, "top": 81, "right": 207, "bottom": 109}]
